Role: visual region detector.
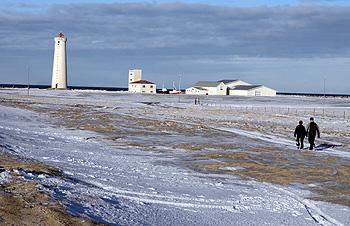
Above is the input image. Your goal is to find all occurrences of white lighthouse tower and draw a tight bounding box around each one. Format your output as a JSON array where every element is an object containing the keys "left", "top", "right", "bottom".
[{"left": 51, "top": 32, "right": 67, "bottom": 89}]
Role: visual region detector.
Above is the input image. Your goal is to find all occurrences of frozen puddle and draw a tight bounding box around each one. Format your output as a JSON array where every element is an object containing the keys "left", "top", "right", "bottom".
[{"left": 0, "top": 105, "right": 349, "bottom": 225}]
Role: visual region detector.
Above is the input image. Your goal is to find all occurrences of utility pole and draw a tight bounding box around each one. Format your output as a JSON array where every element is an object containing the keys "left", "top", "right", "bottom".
[
  {"left": 323, "top": 76, "right": 326, "bottom": 98},
  {"left": 178, "top": 74, "right": 182, "bottom": 92},
  {"left": 178, "top": 74, "right": 182, "bottom": 103},
  {"left": 27, "top": 66, "right": 30, "bottom": 96},
  {"left": 322, "top": 76, "right": 326, "bottom": 118}
]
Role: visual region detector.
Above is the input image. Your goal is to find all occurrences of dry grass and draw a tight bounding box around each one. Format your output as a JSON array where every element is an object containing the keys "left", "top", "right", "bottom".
[
  {"left": 192, "top": 149, "right": 350, "bottom": 207},
  {"left": 173, "top": 143, "right": 240, "bottom": 151},
  {"left": 0, "top": 153, "right": 102, "bottom": 226}
]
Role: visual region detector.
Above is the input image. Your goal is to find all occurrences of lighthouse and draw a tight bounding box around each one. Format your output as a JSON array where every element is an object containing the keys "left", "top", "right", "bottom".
[{"left": 51, "top": 32, "right": 67, "bottom": 89}]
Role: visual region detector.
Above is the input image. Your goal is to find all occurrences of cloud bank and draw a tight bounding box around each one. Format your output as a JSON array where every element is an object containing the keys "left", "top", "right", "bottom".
[{"left": 1, "top": 3, "right": 350, "bottom": 57}]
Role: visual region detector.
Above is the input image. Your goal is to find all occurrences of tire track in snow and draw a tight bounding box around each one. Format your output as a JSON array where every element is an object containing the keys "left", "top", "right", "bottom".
[
  {"left": 87, "top": 181, "right": 240, "bottom": 213},
  {"left": 269, "top": 185, "right": 344, "bottom": 226}
]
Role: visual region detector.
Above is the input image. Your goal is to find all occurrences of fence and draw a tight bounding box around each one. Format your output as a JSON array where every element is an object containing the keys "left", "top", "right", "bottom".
[{"left": 200, "top": 103, "right": 350, "bottom": 120}]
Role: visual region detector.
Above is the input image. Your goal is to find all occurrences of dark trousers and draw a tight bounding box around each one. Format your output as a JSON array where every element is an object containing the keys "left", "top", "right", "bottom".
[
  {"left": 308, "top": 135, "right": 316, "bottom": 150},
  {"left": 296, "top": 136, "right": 305, "bottom": 149}
]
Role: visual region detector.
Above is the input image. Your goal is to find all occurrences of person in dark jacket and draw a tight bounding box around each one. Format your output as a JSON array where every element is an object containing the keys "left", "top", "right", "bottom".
[
  {"left": 294, "top": 120, "right": 307, "bottom": 149},
  {"left": 307, "top": 117, "right": 320, "bottom": 150}
]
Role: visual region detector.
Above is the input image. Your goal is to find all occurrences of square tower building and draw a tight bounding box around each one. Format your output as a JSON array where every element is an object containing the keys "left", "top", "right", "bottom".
[{"left": 128, "top": 69, "right": 142, "bottom": 84}]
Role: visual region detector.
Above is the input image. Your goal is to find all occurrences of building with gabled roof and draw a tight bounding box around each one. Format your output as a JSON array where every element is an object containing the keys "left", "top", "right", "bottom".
[
  {"left": 229, "top": 85, "right": 276, "bottom": 96},
  {"left": 129, "top": 80, "right": 156, "bottom": 94},
  {"left": 186, "top": 78, "right": 276, "bottom": 96},
  {"left": 186, "top": 81, "right": 227, "bottom": 95},
  {"left": 185, "top": 86, "right": 209, "bottom": 95}
]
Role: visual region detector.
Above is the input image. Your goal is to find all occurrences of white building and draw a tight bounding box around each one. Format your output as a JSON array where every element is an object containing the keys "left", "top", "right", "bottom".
[
  {"left": 51, "top": 32, "right": 67, "bottom": 89},
  {"left": 186, "top": 81, "right": 227, "bottom": 95},
  {"left": 129, "top": 80, "right": 156, "bottom": 94},
  {"left": 185, "top": 86, "right": 209, "bottom": 95},
  {"left": 229, "top": 85, "right": 277, "bottom": 96},
  {"left": 128, "top": 69, "right": 156, "bottom": 94},
  {"left": 186, "top": 79, "right": 276, "bottom": 97}
]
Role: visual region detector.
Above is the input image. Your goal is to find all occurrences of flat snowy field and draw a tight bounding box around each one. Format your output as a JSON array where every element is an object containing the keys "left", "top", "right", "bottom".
[{"left": 0, "top": 89, "right": 349, "bottom": 226}]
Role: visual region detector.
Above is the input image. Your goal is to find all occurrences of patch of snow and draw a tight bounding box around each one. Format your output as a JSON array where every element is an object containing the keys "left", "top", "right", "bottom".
[
  {"left": 0, "top": 170, "right": 12, "bottom": 184},
  {"left": 219, "top": 167, "right": 245, "bottom": 171}
]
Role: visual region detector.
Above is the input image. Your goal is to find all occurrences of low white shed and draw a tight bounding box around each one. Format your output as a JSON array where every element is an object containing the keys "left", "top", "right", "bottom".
[{"left": 229, "top": 85, "right": 276, "bottom": 96}]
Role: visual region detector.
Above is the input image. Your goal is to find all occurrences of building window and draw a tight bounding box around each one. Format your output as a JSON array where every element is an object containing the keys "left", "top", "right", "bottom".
[
  {"left": 142, "top": 85, "right": 146, "bottom": 88},
  {"left": 150, "top": 91, "right": 153, "bottom": 93},
  {"left": 150, "top": 85, "right": 153, "bottom": 88},
  {"left": 255, "top": 91, "right": 262, "bottom": 96}
]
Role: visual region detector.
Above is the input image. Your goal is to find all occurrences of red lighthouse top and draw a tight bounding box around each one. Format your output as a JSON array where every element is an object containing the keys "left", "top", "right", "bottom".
[{"left": 58, "top": 32, "right": 64, "bottom": 38}]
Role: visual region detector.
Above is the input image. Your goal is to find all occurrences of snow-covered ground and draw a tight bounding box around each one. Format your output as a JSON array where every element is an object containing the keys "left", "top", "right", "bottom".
[{"left": 0, "top": 89, "right": 349, "bottom": 225}]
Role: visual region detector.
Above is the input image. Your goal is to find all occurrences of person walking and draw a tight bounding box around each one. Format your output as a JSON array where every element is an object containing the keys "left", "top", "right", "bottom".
[
  {"left": 307, "top": 117, "right": 320, "bottom": 150},
  {"left": 294, "top": 120, "right": 307, "bottom": 149}
]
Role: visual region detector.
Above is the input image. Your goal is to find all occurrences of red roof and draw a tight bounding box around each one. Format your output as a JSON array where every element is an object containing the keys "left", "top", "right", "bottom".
[{"left": 130, "top": 80, "right": 155, "bottom": 84}]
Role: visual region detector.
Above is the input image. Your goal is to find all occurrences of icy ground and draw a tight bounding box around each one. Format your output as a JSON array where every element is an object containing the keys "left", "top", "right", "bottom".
[{"left": 0, "top": 89, "right": 349, "bottom": 225}]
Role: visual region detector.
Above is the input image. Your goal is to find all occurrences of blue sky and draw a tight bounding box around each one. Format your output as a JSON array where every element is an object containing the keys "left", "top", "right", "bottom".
[
  {"left": 1, "top": 1, "right": 350, "bottom": 93},
  {"left": 2, "top": 0, "right": 350, "bottom": 7}
]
